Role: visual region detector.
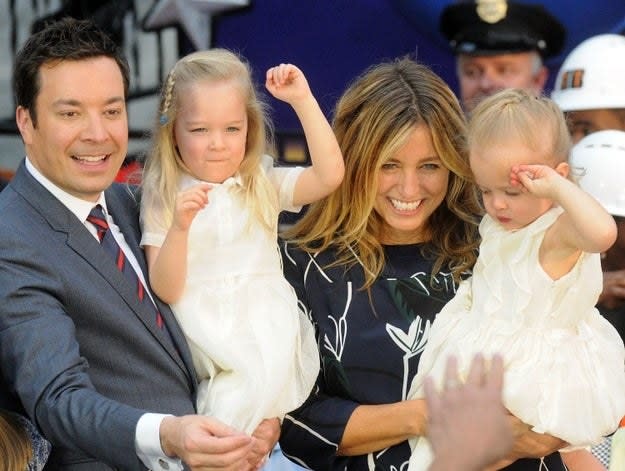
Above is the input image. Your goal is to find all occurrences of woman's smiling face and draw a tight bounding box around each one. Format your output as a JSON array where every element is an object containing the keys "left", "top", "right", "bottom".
[{"left": 375, "top": 123, "right": 449, "bottom": 245}]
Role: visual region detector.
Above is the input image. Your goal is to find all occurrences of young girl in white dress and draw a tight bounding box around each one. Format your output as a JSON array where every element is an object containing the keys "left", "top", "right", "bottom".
[
  {"left": 407, "top": 89, "right": 625, "bottom": 471},
  {"left": 140, "top": 49, "right": 344, "bottom": 435}
]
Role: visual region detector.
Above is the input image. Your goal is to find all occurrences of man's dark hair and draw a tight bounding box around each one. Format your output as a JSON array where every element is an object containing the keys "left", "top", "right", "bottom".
[{"left": 12, "top": 17, "right": 130, "bottom": 126}]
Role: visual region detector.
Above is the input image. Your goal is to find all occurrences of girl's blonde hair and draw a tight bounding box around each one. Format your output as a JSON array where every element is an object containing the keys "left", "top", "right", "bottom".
[
  {"left": 468, "top": 88, "right": 572, "bottom": 166},
  {"left": 141, "top": 48, "right": 277, "bottom": 232},
  {"left": 0, "top": 412, "right": 32, "bottom": 471},
  {"left": 285, "top": 57, "right": 481, "bottom": 288}
]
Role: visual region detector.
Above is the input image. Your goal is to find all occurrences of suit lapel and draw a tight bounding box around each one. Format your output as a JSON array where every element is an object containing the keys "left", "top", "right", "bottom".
[{"left": 105, "top": 186, "right": 197, "bottom": 387}]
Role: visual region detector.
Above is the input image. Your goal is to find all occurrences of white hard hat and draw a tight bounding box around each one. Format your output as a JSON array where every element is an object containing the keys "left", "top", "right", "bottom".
[
  {"left": 570, "top": 130, "right": 625, "bottom": 217},
  {"left": 551, "top": 34, "right": 625, "bottom": 112}
]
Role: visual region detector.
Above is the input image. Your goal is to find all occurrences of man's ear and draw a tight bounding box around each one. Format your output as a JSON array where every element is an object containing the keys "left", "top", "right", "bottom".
[
  {"left": 533, "top": 66, "right": 549, "bottom": 94},
  {"left": 555, "top": 161, "right": 569, "bottom": 178},
  {"left": 15, "top": 106, "right": 33, "bottom": 144}
]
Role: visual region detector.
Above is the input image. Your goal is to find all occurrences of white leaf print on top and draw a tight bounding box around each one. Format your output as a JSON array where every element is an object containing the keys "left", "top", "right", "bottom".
[
  {"left": 324, "top": 281, "right": 352, "bottom": 361},
  {"left": 386, "top": 316, "right": 431, "bottom": 399}
]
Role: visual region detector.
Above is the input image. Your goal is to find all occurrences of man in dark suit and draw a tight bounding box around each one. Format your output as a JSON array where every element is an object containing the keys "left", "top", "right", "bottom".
[{"left": 0, "top": 18, "right": 277, "bottom": 470}]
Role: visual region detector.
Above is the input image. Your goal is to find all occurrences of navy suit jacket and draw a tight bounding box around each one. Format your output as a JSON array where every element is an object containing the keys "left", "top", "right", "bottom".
[{"left": 0, "top": 161, "right": 198, "bottom": 470}]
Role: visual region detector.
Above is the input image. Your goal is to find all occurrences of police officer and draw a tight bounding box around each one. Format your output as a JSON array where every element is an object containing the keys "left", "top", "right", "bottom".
[
  {"left": 440, "top": 0, "right": 565, "bottom": 111},
  {"left": 551, "top": 34, "right": 625, "bottom": 144}
]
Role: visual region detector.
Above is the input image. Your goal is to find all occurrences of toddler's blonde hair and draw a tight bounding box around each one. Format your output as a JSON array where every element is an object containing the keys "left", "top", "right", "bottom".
[
  {"left": 141, "top": 48, "right": 277, "bottom": 233},
  {"left": 468, "top": 88, "right": 572, "bottom": 167}
]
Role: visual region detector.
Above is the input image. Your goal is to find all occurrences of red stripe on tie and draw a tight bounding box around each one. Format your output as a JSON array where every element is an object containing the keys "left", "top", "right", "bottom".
[
  {"left": 86, "top": 216, "right": 108, "bottom": 242},
  {"left": 138, "top": 281, "right": 145, "bottom": 301},
  {"left": 88, "top": 205, "right": 168, "bottom": 334},
  {"left": 116, "top": 249, "right": 125, "bottom": 271}
]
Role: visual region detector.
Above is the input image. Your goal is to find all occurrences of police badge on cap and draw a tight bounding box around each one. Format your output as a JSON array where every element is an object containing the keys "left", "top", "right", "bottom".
[{"left": 440, "top": 1, "right": 565, "bottom": 58}]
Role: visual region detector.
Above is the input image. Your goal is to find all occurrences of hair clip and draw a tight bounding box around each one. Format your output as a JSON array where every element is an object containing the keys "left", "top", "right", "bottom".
[{"left": 159, "top": 114, "right": 169, "bottom": 125}]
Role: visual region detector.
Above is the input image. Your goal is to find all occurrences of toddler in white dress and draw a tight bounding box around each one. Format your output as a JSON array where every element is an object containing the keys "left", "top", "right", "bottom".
[
  {"left": 140, "top": 49, "right": 344, "bottom": 435},
  {"left": 407, "top": 89, "right": 625, "bottom": 471}
]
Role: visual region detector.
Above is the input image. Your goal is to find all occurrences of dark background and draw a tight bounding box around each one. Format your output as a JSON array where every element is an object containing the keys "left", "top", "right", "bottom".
[
  {"left": 209, "top": 0, "right": 625, "bottom": 132},
  {"left": 0, "top": 0, "right": 624, "bottom": 177}
]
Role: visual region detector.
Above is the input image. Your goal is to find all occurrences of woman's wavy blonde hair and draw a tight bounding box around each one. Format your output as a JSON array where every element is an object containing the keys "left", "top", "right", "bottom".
[
  {"left": 141, "top": 48, "right": 277, "bottom": 232},
  {"left": 285, "top": 57, "right": 481, "bottom": 289},
  {"left": 0, "top": 412, "right": 31, "bottom": 471}
]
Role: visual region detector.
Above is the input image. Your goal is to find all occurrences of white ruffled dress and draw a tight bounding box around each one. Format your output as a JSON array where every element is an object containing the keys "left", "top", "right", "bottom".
[
  {"left": 408, "top": 207, "right": 625, "bottom": 470},
  {"left": 141, "top": 156, "right": 319, "bottom": 434}
]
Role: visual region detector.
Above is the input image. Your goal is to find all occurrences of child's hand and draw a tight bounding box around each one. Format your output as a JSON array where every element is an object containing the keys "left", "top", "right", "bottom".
[
  {"left": 510, "top": 164, "right": 563, "bottom": 199},
  {"left": 265, "top": 63, "right": 312, "bottom": 105},
  {"left": 172, "top": 183, "right": 211, "bottom": 231}
]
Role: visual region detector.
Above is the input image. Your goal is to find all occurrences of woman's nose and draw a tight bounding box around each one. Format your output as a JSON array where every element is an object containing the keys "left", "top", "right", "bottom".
[{"left": 399, "top": 171, "right": 420, "bottom": 196}]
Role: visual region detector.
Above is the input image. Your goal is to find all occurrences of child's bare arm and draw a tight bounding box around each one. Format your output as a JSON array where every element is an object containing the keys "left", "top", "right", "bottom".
[
  {"left": 266, "top": 64, "right": 344, "bottom": 206},
  {"left": 512, "top": 164, "right": 616, "bottom": 254},
  {"left": 146, "top": 183, "right": 210, "bottom": 304},
  {"left": 560, "top": 449, "right": 606, "bottom": 471}
]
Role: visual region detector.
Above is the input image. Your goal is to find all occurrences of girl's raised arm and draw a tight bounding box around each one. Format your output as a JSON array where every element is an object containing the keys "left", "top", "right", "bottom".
[
  {"left": 513, "top": 164, "right": 616, "bottom": 255},
  {"left": 266, "top": 63, "right": 344, "bottom": 206}
]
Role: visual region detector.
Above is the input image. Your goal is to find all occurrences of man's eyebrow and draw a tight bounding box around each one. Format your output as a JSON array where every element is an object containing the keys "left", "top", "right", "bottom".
[{"left": 52, "top": 96, "right": 125, "bottom": 107}]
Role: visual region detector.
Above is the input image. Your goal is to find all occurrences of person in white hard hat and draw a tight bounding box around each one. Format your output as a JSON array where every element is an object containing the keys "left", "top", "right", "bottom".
[
  {"left": 570, "top": 130, "right": 625, "bottom": 342},
  {"left": 552, "top": 33, "right": 625, "bottom": 365},
  {"left": 570, "top": 130, "right": 625, "bottom": 470},
  {"left": 551, "top": 34, "right": 625, "bottom": 144}
]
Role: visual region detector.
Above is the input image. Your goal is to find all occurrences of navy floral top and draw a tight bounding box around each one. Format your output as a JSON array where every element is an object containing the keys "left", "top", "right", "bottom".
[
  {"left": 13, "top": 413, "right": 51, "bottom": 471},
  {"left": 280, "top": 242, "right": 565, "bottom": 471}
]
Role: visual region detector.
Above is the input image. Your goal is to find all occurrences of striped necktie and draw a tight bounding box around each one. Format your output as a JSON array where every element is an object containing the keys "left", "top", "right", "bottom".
[{"left": 87, "top": 204, "right": 165, "bottom": 329}]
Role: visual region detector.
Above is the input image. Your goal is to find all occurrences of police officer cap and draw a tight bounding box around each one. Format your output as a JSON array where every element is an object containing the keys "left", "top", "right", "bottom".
[{"left": 440, "top": 1, "right": 565, "bottom": 58}]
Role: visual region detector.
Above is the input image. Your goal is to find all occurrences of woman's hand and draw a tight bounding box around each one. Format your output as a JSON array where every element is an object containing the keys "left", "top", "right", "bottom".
[
  {"left": 485, "top": 415, "right": 566, "bottom": 469},
  {"left": 247, "top": 418, "right": 280, "bottom": 470}
]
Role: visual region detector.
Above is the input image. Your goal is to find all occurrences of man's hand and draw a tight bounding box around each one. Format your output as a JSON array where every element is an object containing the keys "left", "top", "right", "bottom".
[
  {"left": 248, "top": 418, "right": 281, "bottom": 470},
  {"left": 160, "top": 415, "right": 253, "bottom": 470},
  {"left": 426, "top": 354, "right": 513, "bottom": 471}
]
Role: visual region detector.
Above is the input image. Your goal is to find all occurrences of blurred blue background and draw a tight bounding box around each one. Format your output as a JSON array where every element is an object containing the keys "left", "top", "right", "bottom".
[
  {"left": 211, "top": 0, "right": 625, "bottom": 131},
  {"left": 0, "top": 0, "right": 623, "bottom": 175}
]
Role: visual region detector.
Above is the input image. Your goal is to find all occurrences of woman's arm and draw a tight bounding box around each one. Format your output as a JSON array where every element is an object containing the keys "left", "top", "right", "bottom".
[{"left": 338, "top": 400, "right": 427, "bottom": 456}]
